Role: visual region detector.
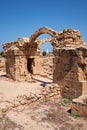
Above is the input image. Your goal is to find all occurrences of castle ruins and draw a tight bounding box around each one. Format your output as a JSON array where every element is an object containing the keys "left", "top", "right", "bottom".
[{"left": 2, "top": 27, "right": 87, "bottom": 99}]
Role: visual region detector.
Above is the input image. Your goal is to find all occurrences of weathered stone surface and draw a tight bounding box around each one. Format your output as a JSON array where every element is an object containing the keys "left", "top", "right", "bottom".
[
  {"left": 2, "top": 26, "right": 87, "bottom": 99},
  {"left": 71, "top": 95, "right": 87, "bottom": 117},
  {"left": 0, "top": 56, "right": 6, "bottom": 72},
  {"left": 33, "top": 56, "right": 53, "bottom": 79},
  {"left": 52, "top": 28, "right": 84, "bottom": 49},
  {"left": 2, "top": 55, "right": 53, "bottom": 81},
  {"left": 53, "top": 46, "right": 87, "bottom": 98},
  {"left": 29, "top": 27, "right": 58, "bottom": 44}
]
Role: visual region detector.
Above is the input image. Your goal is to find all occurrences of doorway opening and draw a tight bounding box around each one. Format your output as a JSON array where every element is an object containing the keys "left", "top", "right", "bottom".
[{"left": 27, "top": 58, "right": 34, "bottom": 74}]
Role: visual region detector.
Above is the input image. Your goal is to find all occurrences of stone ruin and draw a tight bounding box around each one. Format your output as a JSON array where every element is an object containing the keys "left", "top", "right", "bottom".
[
  {"left": 0, "top": 56, "right": 6, "bottom": 72},
  {"left": 2, "top": 27, "right": 87, "bottom": 100}
]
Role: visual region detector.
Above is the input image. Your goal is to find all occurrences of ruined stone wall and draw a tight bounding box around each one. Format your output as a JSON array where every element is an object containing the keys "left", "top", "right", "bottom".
[
  {"left": 17, "top": 83, "right": 60, "bottom": 106},
  {"left": 3, "top": 27, "right": 87, "bottom": 99},
  {"left": 0, "top": 56, "right": 6, "bottom": 72},
  {"left": 53, "top": 47, "right": 87, "bottom": 99},
  {"left": 33, "top": 56, "right": 53, "bottom": 79},
  {"left": 5, "top": 55, "right": 32, "bottom": 81},
  {"left": 5, "top": 56, "right": 15, "bottom": 79},
  {"left": 52, "top": 29, "right": 87, "bottom": 99},
  {"left": 14, "top": 56, "right": 30, "bottom": 81},
  {"left": 0, "top": 83, "right": 60, "bottom": 112},
  {"left": 5, "top": 54, "right": 53, "bottom": 81},
  {"left": 52, "top": 29, "right": 84, "bottom": 48}
]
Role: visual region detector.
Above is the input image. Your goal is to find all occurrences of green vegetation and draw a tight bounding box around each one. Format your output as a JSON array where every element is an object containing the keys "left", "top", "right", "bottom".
[
  {"left": 69, "top": 113, "right": 82, "bottom": 118},
  {"left": 60, "top": 98, "right": 72, "bottom": 106}
]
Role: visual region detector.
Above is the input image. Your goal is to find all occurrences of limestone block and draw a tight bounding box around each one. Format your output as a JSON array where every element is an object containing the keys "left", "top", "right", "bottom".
[{"left": 71, "top": 95, "right": 87, "bottom": 117}]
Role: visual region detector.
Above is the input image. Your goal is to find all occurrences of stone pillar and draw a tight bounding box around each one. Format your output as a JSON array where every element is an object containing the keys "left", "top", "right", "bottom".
[
  {"left": 5, "top": 54, "right": 31, "bottom": 81},
  {"left": 14, "top": 56, "right": 29, "bottom": 81},
  {"left": 53, "top": 47, "right": 87, "bottom": 99},
  {"left": 5, "top": 55, "right": 15, "bottom": 79}
]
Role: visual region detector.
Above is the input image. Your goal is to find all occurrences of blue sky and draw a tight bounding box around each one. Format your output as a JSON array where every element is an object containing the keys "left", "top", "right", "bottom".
[{"left": 0, "top": 0, "right": 87, "bottom": 52}]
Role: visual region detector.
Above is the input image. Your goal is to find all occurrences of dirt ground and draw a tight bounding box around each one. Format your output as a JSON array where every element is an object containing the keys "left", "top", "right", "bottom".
[{"left": 0, "top": 72, "right": 87, "bottom": 130}]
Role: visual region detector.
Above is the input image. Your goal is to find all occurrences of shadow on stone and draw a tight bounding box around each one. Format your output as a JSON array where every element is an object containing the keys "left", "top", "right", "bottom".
[{"left": 32, "top": 77, "right": 52, "bottom": 87}]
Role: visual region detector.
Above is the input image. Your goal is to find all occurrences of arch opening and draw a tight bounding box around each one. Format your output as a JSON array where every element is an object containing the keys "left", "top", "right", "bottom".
[
  {"left": 37, "top": 34, "right": 53, "bottom": 56},
  {"left": 27, "top": 58, "right": 34, "bottom": 74},
  {"left": 29, "top": 27, "right": 57, "bottom": 44},
  {"left": 41, "top": 42, "right": 53, "bottom": 56}
]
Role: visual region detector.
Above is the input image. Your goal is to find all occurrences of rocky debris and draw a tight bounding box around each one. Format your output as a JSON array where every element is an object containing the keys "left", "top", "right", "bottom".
[
  {"left": 0, "top": 83, "right": 60, "bottom": 113},
  {"left": 0, "top": 98, "right": 87, "bottom": 130},
  {"left": 71, "top": 94, "right": 87, "bottom": 117}
]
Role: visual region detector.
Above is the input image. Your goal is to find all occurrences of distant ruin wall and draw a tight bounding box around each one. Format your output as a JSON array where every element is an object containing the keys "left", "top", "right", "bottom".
[{"left": 0, "top": 56, "right": 6, "bottom": 72}]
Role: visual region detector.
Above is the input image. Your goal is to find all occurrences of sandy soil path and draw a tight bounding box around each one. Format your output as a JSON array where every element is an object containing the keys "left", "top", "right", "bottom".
[
  {"left": 0, "top": 72, "right": 87, "bottom": 130},
  {"left": 0, "top": 72, "right": 52, "bottom": 101}
]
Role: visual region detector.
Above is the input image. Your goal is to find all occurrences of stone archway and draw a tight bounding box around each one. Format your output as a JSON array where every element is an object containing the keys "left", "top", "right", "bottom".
[
  {"left": 29, "top": 27, "right": 58, "bottom": 44},
  {"left": 32, "top": 37, "right": 54, "bottom": 79},
  {"left": 3, "top": 27, "right": 87, "bottom": 99},
  {"left": 37, "top": 38, "right": 52, "bottom": 55},
  {"left": 25, "top": 27, "right": 57, "bottom": 78}
]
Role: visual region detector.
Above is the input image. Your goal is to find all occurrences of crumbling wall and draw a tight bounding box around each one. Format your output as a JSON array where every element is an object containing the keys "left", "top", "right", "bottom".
[
  {"left": 3, "top": 27, "right": 87, "bottom": 99},
  {"left": 0, "top": 56, "right": 6, "bottom": 72},
  {"left": 53, "top": 47, "right": 87, "bottom": 98},
  {"left": 5, "top": 55, "right": 32, "bottom": 81},
  {"left": 53, "top": 29, "right": 87, "bottom": 99},
  {"left": 4, "top": 54, "right": 53, "bottom": 81},
  {"left": 33, "top": 56, "right": 53, "bottom": 79}
]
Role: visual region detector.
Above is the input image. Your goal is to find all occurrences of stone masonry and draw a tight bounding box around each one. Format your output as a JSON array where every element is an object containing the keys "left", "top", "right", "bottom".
[
  {"left": 0, "top": 56, "right": 6, "bottom": 72},
  {"left": 3, "top": 27, "right": 87, "bottom": 99},
  {"left": 53, "top": 29, "right": 87, "bottom": 98},
  {"left": 33, "top": 56, "right": 53, "bottom": 79}
]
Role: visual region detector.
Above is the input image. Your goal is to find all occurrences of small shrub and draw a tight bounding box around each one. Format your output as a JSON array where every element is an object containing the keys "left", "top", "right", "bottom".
[
  {"left": 69, "top": 113, "right": 82, "bottom": 118},
  {"left": 61, "top": 98, "right": 72, "bottom": 106}
]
